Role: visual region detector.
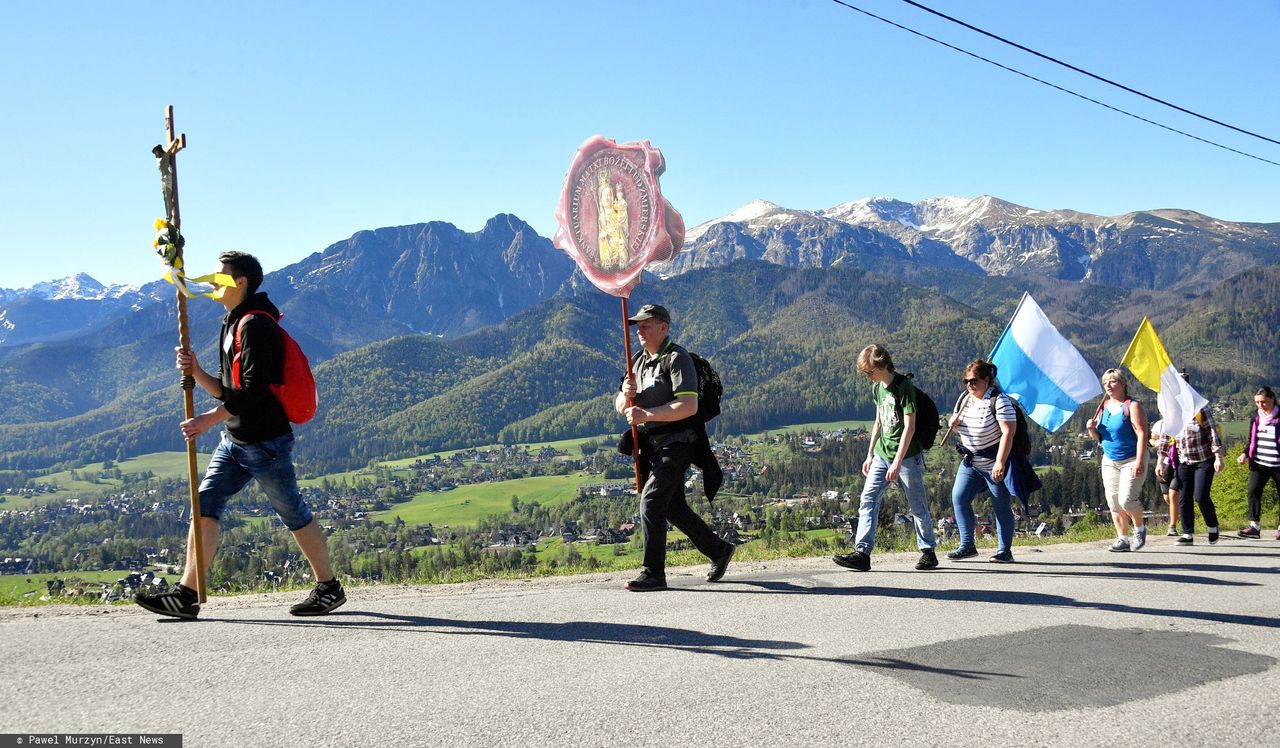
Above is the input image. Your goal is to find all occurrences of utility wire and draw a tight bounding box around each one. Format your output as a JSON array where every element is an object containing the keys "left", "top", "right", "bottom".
[
  {"left": 828, "top": 0, "right": 1280, "bottom": 168},
  {"left": 897, "top": 0, "right": 1280, "bottom": 149}
]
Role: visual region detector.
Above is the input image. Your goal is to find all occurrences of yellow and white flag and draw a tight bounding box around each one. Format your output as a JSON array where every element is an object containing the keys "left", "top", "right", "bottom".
[{"left": 1121, "top": 317, "right": 1207, "bottom": 435}]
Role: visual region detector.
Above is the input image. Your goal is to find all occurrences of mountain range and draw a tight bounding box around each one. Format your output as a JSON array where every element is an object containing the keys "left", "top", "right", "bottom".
[{"left": 2, "top": 195, "right": 1277, "bottom": 472}]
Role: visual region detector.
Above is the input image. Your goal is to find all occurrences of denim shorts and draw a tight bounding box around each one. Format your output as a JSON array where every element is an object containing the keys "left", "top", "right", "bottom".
[{"left": 198, "top": 431, "right": 314, "bottom": 531}]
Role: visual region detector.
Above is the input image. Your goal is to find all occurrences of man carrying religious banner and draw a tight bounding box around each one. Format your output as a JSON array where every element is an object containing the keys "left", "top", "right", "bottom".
[
  {"left": 615, "top": 304, "right": 735, "bottom": 592},
  {"left": 136, "top": 252, "right": 344, "bottom": 618}
]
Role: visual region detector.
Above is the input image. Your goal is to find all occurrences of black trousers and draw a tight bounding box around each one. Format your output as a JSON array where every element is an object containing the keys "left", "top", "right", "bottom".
[
  {"left": 1177, "top": 460, "right": 1219, "bottom": 534},
  {"left": 638, "top": 431, "right": 728, "bottom": 578},
  {"left": 1246, "top": 464, "right": 1280, "bottom": 523}
]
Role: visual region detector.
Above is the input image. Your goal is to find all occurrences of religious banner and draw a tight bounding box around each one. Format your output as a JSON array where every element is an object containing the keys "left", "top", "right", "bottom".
[{"left": 552, "top": 135, "right": 685, "bottom": 297}]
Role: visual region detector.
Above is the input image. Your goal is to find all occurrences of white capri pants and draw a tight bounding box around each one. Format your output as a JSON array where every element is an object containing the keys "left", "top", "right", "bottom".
[{"left": 1101, "top": 456, "right": 1144, "bottom": 515}]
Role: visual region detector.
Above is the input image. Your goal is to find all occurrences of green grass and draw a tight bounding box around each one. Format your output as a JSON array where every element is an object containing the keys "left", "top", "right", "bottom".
[
  {"left": 0, "top": 570, "right": 160, "bottom": 604},
  {"left": 3, "top": 452, "right": 212, "bottom": 509},
  {"left": 738, "top": 419, "right": 873, "bottom": 438},
  {"left": 370, "top": 472, "right": 600, "bottom": 528}
]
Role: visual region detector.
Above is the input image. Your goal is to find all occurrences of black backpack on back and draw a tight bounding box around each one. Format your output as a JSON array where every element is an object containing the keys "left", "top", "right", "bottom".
[
  {"left": 891, "top": 373, "right": 941, "bottom": 450},
  {"left": 958, "top": 388, "right": 1032, "bottom": 455},
  {"left": 687, "top": 351, "right": 722, "bottom": 424},
  {"left": 632, "top": 344, "right": 723, "bottom": 426}
]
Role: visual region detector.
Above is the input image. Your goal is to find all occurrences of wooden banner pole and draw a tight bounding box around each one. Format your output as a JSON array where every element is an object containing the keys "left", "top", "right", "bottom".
[{"left": 620, "top": 298, "right": 644, "bottom": 495}]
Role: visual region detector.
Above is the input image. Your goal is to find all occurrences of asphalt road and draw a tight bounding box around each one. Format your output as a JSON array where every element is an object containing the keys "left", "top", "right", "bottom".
[{"left": 2, "top": 535, "right": 1277, "bottom": 747}]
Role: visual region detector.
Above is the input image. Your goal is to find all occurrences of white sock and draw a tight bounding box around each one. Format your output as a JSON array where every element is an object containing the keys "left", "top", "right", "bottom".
[
  {"left": 1250, "top": 521, "right": 1260, "bottom": 529},
  {"left": 1208, "top": 526, "right": 1218, "bottom": 533}
]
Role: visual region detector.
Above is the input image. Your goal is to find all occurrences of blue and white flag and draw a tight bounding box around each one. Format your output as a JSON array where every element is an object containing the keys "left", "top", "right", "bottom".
[{"left": 989, "top": 293, "right": 1102, "bottom": 432}]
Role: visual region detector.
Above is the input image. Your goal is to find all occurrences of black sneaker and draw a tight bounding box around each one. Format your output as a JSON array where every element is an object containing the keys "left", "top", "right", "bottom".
[
  {"left": 915, "top": 550, "right": 939, "bottom": 570},
  {"left": 1175, "top": 534, "right": 1194, "bottom": 546},
  {"left": 1207, "top": 529, "right": 1219, "bottom": 545},
  {"left": 988, "top": 550, "right": 1015, "bottom": 564},
  {"left": 135, "top": 584, "right": 199, "bottom": 620},
  {"left": 833, "top": 550, "right": 871, "bottom": 571},
  {"left": 624, "top": 573, "right": 667, "bottom": 592},
  {"left": 1238, "top": 526, "right": 1261, "bottom": 539},
  {"left": 290, "top": 580, "right": 346, "bottom": 616},
  {"left": 706, "top": 543, "right": 735, "bottom": 582},
  {"left": 946, "top": 545, "right": 978, "bottom": 560}
]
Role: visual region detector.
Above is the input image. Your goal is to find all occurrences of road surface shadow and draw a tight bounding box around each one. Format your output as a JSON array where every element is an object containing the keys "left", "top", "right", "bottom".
[
  {"left": 841, "top": 586, "right": 1280, "bottom": 629},
  {"left": 847, "top": 624, "right": 1275, "bottom": 711},
  {"left": 212, "top": 612, "right": 819, "bottom": 660}
]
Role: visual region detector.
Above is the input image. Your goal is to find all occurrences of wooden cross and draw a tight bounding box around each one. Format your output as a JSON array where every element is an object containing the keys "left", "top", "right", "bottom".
[{"left": 155, "top": 105, "right": 207, "bottom": 604}]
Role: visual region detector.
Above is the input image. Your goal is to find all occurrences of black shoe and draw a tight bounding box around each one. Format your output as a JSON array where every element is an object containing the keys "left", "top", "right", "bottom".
[
  {"left": 833, "top": 551, "right": 871, "bottom": 571},
  {"left": 1208, "top": 529, "right": 1219, "bottom": 545},
  {"left": 1175, "top": 534, "right": 1194, "bottom": 546},
  {"left": 706, "top": 543, "right": 735, "bottom": 582},
  {"left": 1238, "top": 526, "right": 1261, "bottom": 539},
  {"left": 915, "top": 550, "right": 939, "bottom": 570},
  {"left": 988, "top": 550, "right": 1015, "bottom": 564},
  {"left": 946, "top": 545, "right": 978, "bottom": 560},
  {"left": 290, "top": 580, "right": 346, "bottom": 616},
  {"left": 135, "top": 584, "right": 199, "bottom": 620},
  {"left": 624, "top": 573, "right": 667, "bottom": 592}
]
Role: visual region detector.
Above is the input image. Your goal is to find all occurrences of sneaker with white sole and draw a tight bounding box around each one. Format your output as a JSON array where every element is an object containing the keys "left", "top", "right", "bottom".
[
  {"left": 1109, "top": 537, "right": 1131, "bottom": 552},
  {"left": 135, "top": 583, "right": 199, "bottom": 620},
  {"left": 1133, "top": 526, "right": 1147, "bottom": 551},
  {"left": 290, "top": 580, "right": 346, "bottom": 616}
]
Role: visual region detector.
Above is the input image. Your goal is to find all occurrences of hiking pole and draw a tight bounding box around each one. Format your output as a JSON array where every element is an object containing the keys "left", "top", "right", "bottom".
[
  {"left": 153, "top": 105, "right": 207, "bottom": 603},
  {"left": 620, "top": 298, "right": 644, "bottom": 495}
]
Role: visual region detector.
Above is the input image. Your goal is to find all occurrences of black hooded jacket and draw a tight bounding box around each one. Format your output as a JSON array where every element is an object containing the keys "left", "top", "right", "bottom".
[{"left": 215, "top": 291, "right": 290, "bottom": 444}]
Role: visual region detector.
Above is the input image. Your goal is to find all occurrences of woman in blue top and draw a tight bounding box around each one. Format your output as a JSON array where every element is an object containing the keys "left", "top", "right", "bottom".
[{"left": 1086, "top": 368, "right": 1149, "bottom": 552}]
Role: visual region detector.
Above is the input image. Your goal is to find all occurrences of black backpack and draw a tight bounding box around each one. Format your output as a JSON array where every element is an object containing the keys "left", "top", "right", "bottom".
[
  {"left": 632, "top": 344, "right": 722, "bottom": 425},
  {"left": 687, "top": 351, "right": 722, "bottom": 424},
  {"left": 890, "top": 373, "right": 941, "bottom": 450},
  {"left": 958, "top": 388, "right": 1032, "bottom": 455}
]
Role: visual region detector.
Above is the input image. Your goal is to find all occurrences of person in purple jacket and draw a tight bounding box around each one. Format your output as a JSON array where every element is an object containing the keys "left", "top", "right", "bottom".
[{"left": 1236, "top": 386, "right": 1280, "bottom": 539}]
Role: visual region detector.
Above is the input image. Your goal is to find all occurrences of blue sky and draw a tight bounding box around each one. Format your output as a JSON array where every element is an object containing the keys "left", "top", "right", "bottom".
[{"left": 2, "top": 0, "right": 1277, "bottom": 289}]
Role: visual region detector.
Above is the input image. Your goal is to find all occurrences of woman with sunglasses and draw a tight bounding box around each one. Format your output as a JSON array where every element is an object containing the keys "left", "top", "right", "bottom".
[{"left": 946, "top": 359, "right": 1018, "bottom": 563}]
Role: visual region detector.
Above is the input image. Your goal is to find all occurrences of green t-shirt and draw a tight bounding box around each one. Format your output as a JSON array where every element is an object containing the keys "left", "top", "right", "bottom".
[{"left": 873, "top": 373, "right": 921, "bottom": 461}]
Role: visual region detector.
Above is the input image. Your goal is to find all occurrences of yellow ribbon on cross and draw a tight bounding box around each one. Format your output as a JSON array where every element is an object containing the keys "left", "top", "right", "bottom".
[{"left": 153, "top": 217, "right": 235, "bottom": 298}]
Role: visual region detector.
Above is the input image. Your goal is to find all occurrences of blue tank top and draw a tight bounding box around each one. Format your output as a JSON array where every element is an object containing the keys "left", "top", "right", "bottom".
[{"left": 1098, "top": 402, "right": 1137, "bottom": 460}]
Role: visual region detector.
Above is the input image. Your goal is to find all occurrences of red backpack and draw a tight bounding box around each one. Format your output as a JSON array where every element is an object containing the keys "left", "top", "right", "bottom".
[{"left": 231, "top": 311, "right": 317, "bottom": 424}]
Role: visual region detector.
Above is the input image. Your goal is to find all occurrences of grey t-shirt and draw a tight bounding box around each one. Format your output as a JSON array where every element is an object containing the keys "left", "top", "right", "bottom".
[{"left": 626, "top": 338, "right": 698, "bottom": 433}]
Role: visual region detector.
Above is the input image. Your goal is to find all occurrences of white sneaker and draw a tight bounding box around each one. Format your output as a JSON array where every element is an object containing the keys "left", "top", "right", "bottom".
[
  {"left": 1109, "top": 537, "right": 1131, "bottom": 552},
  {"left": 1133, "top": 526, "right": 1147, "bottom": 551}
]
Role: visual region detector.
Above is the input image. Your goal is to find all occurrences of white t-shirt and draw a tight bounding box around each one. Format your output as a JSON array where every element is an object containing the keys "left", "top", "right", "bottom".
[{"left": 956, "top": 391, "right": 1017, "bottom": 471}]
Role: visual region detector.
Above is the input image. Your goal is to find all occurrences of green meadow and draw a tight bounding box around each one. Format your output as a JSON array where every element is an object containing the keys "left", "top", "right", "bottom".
[
  {"left": 370, "top": 472, "right": 600, "bottom": 528},
  {"left": 0, "top": 570, "right": 146, "bottom": 602},
  {"left": 2, "top": 452, "right": 212, "bottom": 509}
]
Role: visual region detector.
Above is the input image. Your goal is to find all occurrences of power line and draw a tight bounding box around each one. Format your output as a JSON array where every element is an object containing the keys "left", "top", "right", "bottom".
[
  {"left": 897, "top": 0, "right": 1280, "bottom": 148},
  {"left": 827, "top": 0, "right": 1280, "bottom": 168}
]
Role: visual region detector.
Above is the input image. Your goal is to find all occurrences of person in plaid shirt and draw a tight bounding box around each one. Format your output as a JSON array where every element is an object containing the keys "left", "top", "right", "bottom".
[{"left": 1172, "top": 388, "right": 1224, "bottom": 545}]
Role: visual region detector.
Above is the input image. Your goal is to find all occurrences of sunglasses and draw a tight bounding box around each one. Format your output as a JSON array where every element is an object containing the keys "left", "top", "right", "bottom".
[{"left": 963, "top": 378, "right": 982, "bottom": 386}]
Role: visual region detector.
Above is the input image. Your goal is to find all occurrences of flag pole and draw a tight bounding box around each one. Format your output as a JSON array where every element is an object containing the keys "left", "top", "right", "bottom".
[
  {"left": 620, "top": 298, "right": 644, "bottom": 494},
  {"left": 987, "top": 291, "right": 1029, "bottom": 361},
  {"left": 942, "top": 291, "right": 1030, "bottom": 447},
  {"left": 155, "top": 105, "right": 207, "bottom": 603}
]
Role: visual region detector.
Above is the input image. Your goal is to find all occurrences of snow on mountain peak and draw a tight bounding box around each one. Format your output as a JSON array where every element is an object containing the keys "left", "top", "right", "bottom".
[
  {"left": 686, "top": 199, "right": 792, "bottom": 242},
  {"left": 1, "top": 273, "right": 143, "bottom": 302}
]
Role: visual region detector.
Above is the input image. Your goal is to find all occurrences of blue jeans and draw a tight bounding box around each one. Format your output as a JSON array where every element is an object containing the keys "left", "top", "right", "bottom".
[
  {"left": 855, "top": 454, "right": 936, "bottom": 553},
  {"left": 198, "top": 431, "right": 314, "bottom": 531},
  {"left": 951, "top": 462, "right": 1016, "bottom": 554}
]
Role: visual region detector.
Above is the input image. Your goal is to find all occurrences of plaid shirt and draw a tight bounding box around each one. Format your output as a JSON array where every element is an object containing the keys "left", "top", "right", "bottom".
[{"left": 1174, "top": 408, "right": 1222, "bottom": 464}]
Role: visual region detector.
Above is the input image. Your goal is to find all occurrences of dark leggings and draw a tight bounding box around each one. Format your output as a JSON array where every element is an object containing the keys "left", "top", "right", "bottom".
[
  {"left": 1246, "top": 464, "right": 1280, "bottom": 523},
  {"left": 1177, "top": 460, "right": 1218, "bottom": 534}
]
